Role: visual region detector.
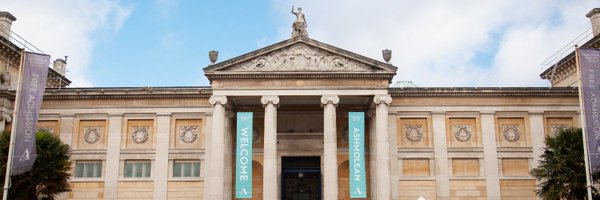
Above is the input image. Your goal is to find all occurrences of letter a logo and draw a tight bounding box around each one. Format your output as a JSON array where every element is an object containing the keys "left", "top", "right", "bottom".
[
  {"left": 355, "top": 187, "right": 362, "bottom": 195},
  {"left": 19, "top": 148, "right": 30, "bottom": 161}
]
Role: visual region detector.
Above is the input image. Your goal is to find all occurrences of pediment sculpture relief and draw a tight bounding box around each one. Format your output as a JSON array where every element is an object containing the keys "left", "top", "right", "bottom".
[{"left": 228, "top": 44, "right": 372, "bottom": 72}]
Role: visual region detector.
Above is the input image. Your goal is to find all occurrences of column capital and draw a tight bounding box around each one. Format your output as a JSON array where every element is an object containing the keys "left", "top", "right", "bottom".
[
  {"left": 261, "top": 95, "right": 280, "bottom": 106},
  {"left": 373, "top": 94, "right": 392, "bottom": 105},
  {"left": 320, "top": 95, "right": 339, "bottom": 107},
  {"left": 209, "top": 95, "right": 227, "bottom": 106}
]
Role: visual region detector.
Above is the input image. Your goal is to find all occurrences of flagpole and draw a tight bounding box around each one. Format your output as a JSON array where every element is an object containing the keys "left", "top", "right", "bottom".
[
  {"left": 574, "top": 45, "right": 594, "bottom": 199},
  {"left": 2, "top": 49, "right": 27, "bottom": 200}
]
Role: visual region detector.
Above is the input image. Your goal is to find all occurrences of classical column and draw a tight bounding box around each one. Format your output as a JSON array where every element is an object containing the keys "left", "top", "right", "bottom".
[
  {"left": 374, "top": 95, "right": 392, "bottom": 200},
  {"left": 224, "top": 110, "right": 235, "bottom": 199},
  {"left": 432, "top": 112, "right": 450, "bottom": 200},
  {"left": 388, "top": 113, "right": 400, "bottom": 199},
  {"left": 104, "top": 114, "right": 123, "bottom": 200},
  {"left": 480, "top": 111, "right": 500, "bottom": 198},
  {"left": 154, "top": 113, "right": 171, "bottom": 200},
  {"left": 321, "top": 95, "right": 339, "bottom": 200},
  {"left": 262, "top": 95, "right": 279, "bottom": 200},
  {"left": 206, "top": 95, "right": 227, "bottom": 199}
]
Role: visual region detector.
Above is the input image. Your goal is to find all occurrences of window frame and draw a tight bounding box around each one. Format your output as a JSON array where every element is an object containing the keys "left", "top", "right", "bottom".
[
  {"left": 74, "top": 160, "right": 103, "bottom": 179},
  {"left": 123, "top": 160, "right": 152, "bottom": 178},
  {"left": 172, "top": 160, "right": 201, "bottom": 178}
]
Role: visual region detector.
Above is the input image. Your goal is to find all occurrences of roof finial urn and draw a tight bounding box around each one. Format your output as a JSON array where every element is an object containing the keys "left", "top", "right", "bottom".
[
  {"left": 209, "top": 50, "right": 218, "bottom": 64},
  {"left": 382, "top": 49, "right": 392, "bottom": 63}
]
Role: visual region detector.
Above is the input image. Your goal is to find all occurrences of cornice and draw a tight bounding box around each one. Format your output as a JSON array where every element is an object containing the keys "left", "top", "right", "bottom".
[
  {"left": 389, "top": 87, "right": 578, "bottom": 97},
  {"left": 205, "top": 73, "right": 395, "bottom": 80}
]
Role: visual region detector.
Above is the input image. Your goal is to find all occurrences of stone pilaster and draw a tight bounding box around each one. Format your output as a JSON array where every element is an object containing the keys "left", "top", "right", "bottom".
[
  {"left": 205, "top": 95, "right": 227, "bottom": 200},
  {"left": 321, "top": 95, "right": 339, "bottom": 200},
  {"left": 104, "top": 114, "right": 123, "bottom": 200},
  {"left": 388, "top": 112, "right": 399, "bottom": 199},
  {"left": 529, "top": 111, "right": 545, "bottom": 167},
  {"left": 154, "top": 113, "right": 171, "bottom": 200},
  {"left": 374, "top": 94, "right": 392, "bottom": 200},
  {"left": 261, "top": 95, "right": 279, "bottom": 200},
  {"left": 432, "top": 111, "right": 450, "bottom": 200},
  {"left": 224, "top": 110, "right": 235, "bottom": 199},
  {"left": 480, "top": 111, "right": 500, "bottom": 198}
]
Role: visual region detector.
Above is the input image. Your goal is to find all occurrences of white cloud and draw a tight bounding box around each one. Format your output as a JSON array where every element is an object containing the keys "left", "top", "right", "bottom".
[
  {"left": 273, "top": 1, "right": 599, "bottom": 87},
  {"left": 3, "top": 0, "right": 132, "bottom": 87}
]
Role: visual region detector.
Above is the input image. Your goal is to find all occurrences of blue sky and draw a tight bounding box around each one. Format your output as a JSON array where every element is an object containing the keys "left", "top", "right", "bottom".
[{"left": 3, "top": 0, "right": 600, "bottom": 87}]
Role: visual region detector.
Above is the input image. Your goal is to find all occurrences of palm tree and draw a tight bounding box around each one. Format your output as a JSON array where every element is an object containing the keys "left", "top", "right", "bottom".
[
  {"left": 0, "top": 130, "right": 71, "bottom": 200},
  {"left": 530, "top": 127, "right": 599, "bottom": 199}
]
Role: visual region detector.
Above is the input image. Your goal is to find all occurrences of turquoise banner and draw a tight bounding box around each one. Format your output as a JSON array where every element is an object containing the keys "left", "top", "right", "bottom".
[
  {"left": 235, "top": 112, "right": 253, "bottom": 198},
  {"left": 349, "top": 112, "right": 367, "bottom": 198}
]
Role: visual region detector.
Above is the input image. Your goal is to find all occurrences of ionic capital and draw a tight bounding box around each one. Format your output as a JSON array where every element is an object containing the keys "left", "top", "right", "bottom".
[
  {"left": 320, "top": 95, "right": 339, "bottom": 107},
  {"left": 261, "top": 95, "right": 280, "bottom": 106},
  {"left": 209, "top": 95, "right": 227, "bottom": 106},
  {"left": 373, "top": 94, "right": 392, "bottom": 105}
]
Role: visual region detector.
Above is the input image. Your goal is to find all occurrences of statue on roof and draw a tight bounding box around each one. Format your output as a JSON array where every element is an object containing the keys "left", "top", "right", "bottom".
[{"left": 291, "top": 6, "right": 308, "bottom": 38}]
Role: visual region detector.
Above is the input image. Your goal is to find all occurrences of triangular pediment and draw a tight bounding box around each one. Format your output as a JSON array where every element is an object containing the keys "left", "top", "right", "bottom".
[{"left": 204, "top": 37, "right": 397, "bottom": 82}]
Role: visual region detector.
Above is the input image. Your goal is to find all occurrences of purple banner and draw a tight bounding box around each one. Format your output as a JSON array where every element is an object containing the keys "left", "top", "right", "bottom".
[
  {"left": 10, "top": 52, "right": 49, "bottom": 176},
  {"left": 580, "top": 48, "right": 600, "bottom": 174}
]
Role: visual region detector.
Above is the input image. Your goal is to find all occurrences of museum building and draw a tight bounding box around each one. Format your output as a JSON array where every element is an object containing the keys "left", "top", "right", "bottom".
[{"left": 0, "top": 8, "right": 599, "bottom": 200}]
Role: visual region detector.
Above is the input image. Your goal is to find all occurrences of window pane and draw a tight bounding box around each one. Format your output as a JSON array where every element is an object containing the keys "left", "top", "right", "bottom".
[
  {"left": 93, "top": 163, "right": 101, "bottom": 177},
  {"left": 85, "top": 163, "right": 94, "bottom": 177},
  {"left": 124, "top": 163, "right": 133, "bottom": 177},
  {"left": 143, "top": 163, "right": 151, "bottom": 177},
  {"left": 173, "top": 163, "right": 182, "bottom": 177},
  {"left": 192, "top": 163, "right": 200, "bottom": 177},
  {"left": 75, "top": 163, "right": 84, "bottom": 177},
  {"left": 134, "top": 163, "right": 142, "bottom": 177},
  {"left": 183, "top": 163, "right": 191, "bottom": 177}
]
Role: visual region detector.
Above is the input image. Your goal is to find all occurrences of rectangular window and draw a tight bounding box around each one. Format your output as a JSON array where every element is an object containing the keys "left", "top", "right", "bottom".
[
  {"left": 124, "top": 160, "right": 151, "bottom": 178},
  {"left": 74, "top": 161, "right": 102, "bottom": 178},
  {"left": 173, "top": 161, "right": 200, "bottom": 178}
]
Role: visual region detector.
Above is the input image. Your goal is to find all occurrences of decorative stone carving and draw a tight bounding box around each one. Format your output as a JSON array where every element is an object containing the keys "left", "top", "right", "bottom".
[
  {"left": 373, "top": 94, "right": 392, "bottom": 105},
  {"left": 501, "top": 124, "right": 520, "bottom": 142},
  {"left": 453, "top": 125, "right": 472, "bottom": 142},
  {"left": 550, "top": 124, "right": 569, "bottom": 135},
  {"left": 131, "top": 126, "right": 150, "bottom": 144},
  {"left": 209, "top": 50, "right": 218, "bottom": 64},
  {"left": 291, "top": 6, "right": 308, "bottom": 38},
  {"left": 261, "top": 95, "right": 280, "bottom": 106},
  {"left": 404, "top": 124, "right": 423, "bottom": 142},
  {"left": 180, "top": 125, "right": 198, "bottom": 143},
  {"left": 228, "top": 44, "right": 372, "bottom": 72},
  {"left": 382, "top": 49, "right": 392, "bottom": 63},
  {"left": 83, "top": 127, "right": 102, "bottom": 144},
  {"left": 320, "top": 95, "right": 339, "bottom": 106},
  {"left": 209, "top": 95, "right": 227, "bottom": 106}
]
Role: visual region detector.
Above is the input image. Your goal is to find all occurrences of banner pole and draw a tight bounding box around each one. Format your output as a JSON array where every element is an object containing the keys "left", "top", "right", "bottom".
[
  {"left": 2, "top": 49, "right": 26, "bottom": 200},
  {"left": 575, "top": 45, "right": 594, "bottom": 199}
]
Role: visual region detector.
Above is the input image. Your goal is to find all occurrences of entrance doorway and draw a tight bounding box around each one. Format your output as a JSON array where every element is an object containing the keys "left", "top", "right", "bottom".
[{"left": 281, "top": 156, "right": 321, "bottom": 200}]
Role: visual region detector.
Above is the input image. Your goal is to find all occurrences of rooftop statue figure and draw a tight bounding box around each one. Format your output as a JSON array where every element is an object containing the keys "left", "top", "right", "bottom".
[{"left": 291, "top": 6, "right": 308, "bottom": 38}]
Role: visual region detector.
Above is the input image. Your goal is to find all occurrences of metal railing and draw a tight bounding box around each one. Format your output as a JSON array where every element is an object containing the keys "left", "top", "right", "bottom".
[
  {"left": 0, "top": 23, "right": 44, "bottom": 54},
  {"left": 540, "top": 27, "right": 593, "bottom": 72}
]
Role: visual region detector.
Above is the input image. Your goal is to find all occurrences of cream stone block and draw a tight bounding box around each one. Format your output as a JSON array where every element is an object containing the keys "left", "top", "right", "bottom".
[
  {"left": 124, "top": 119, "right": 155, "bottom": 149},
  {"left": 398, "top": 180, "right": 436, "bottom": 200},
  {"left": 68, "top": 182, "right": 104, "bottom": 200},
  {"left": 452, "top": 159, "right": 480, "bottom": 177},
  {"left": 37, "top": 120, "right": 60, "bottom": 136},
  {"left": 449, "top": 180, "right": 487, "bottom": 199},
  {"left": 167, "top": 181, "right": 204, "bottom": 199},
  {"left": 171, "top": 119, "right": 204, "bottom": 149},
  {"left": 75, "top": 120, "right": 108, "bottom": 149},
  {"left": 500, "top": 179, "right": 536, "bottom": 198},
  {"left": 501, "top": 159, "right": 530, "bottom": 177},
  {"left": 402, "top": 159, "right": 430, "bottom": 176},
  {"left": 447, "top": 118, "right": 481, "bottom": 147},
  {"left": 545, "top": 117, "right": 575, "bottom": 137},
  {"left": 397, "top": 118, "right": 431, "bottom": 148},
  {"left": 117, "top": 181, "right": 154, "bottom": 199},
  {"left": 496, "top": 117, "right": 530, "bottom": 147}
]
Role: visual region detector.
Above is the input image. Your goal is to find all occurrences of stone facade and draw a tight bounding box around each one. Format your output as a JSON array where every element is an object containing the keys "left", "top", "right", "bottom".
[{"left": 0, "top": 8, "right": 598, "bottom": 200}]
